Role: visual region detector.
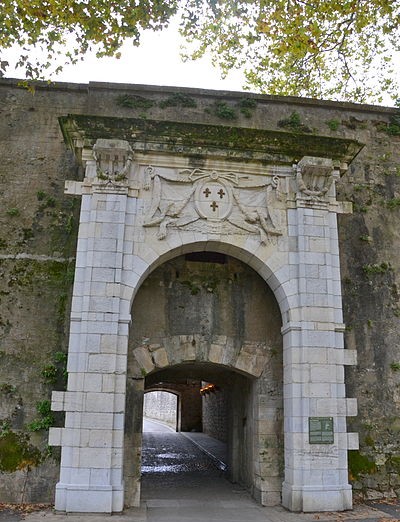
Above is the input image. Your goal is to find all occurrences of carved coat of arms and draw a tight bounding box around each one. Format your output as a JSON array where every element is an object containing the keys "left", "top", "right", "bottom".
[{"left": 142, "top": 167, "right": 283, "bottom": 244}]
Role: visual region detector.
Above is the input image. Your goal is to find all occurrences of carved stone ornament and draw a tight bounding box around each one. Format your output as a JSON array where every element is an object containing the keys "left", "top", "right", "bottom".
[
  {"left": 142, "top": 167, "right": 283, "bottom": 244},
  {"left": 296, "top": 156, "right": 334, "bottom": 201},
  {"left": 92, "top": 139, "right": 133, "bottom": 187}
]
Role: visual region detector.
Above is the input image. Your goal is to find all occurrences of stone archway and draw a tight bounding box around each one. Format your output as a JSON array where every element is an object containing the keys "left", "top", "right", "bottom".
[
  {"left": 123, "top": 252, "right": 284, "bottom": 507},
  {"left": 49, "top": 116, "right": 360, "bottom": 513}
]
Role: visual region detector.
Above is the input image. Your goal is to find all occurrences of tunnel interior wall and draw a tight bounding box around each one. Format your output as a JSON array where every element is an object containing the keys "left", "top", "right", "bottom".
[{"left": 202, "top": 384, "right": 228, "bottom": 442}]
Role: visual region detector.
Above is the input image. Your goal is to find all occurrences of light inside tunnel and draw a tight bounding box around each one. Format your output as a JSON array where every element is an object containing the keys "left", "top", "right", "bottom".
[{"left": 200, "top": 383, "right": 219, "bottom": 395}]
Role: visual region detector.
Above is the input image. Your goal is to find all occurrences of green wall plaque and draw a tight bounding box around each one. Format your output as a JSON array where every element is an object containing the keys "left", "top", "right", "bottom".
[{"left": 309, "top": 417, "right": 334, "bottom": 444}]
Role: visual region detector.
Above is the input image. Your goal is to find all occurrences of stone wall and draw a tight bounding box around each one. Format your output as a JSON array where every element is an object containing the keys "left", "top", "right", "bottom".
[
  {"left": 178, "top": 384, "right": 202, "bottom": 433},
  {"left": 0, "top": 81, "right": 84, "bottom": 502},
  {"left": 202, "top": 384, "right": 228, "bottom": 442},
  {"left": 143, "top": 391, "right": 177, "bottom": 427},
  {"left": 0, "top": 78, "right": 399, "bottom": 503}
]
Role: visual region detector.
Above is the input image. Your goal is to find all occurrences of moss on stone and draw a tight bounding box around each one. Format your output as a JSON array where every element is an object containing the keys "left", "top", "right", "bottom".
[
  {"left": 348, "top": 450, "right": 377, "bottom": 480},
  {"left": 0, "top": 431, "right": 41, "bottom": 472},
  {"left": 326, "top": 119, "right": 340, "bottom": 131},
  {"left": 159, "top": 93, "right": 197, "bottom": 109},
  {"left": 205, "top": 101, "right": 237, "bottom": 120},
  {"left": 238, "top": 98, "right": 257, "bottom": 118},
  {"left": 116, "top": 94, "right": 154, "bottom": 110},
  {"left": 386, "top": 113, "right": 400, "bottom": 136},
  {"left": 59, "top": 114, "right": 363, "bottom": 165},
  {"left": 7, "top": 259, "right": 74, "bottom": 289},
  {"left": 364, "top": 435, "right": 375, "bottom": 447},
  {"left": 277, "top": 111, "right": 312, "bottom": 133},
  {"left": 388, "top": 455, "right": 400, "bottom": 473}
]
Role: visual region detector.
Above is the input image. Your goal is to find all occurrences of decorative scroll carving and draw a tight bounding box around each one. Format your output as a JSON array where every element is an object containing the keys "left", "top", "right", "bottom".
[
  {"left": 142, "top": 167, "right": 283, "bottom": 244},
  {"left": 92, "top": 139, "right": 133, "bottom": 188},
  {"left": 295, "top": 156, "right": 334, "bottom": 201}
]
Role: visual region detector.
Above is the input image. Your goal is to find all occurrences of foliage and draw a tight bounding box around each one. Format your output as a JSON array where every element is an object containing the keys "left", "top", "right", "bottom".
[
  {"left": 6, "top": 208, "right": 20, "bottom": 217},
  {"left": 41, "top": 352, "right": 68, "bottom": 385},
  {"left": 0, "top": 383, "right": 16, "bottom": 394},
  {"left": 206, "top": 100, "right": 237, "bottom": 119},
  {"left": 36, "top": 190, "right": 56, "bottom": 210},
  {"left": 0, "top": 0, "right": 178, "bottom": 79},
  {"left": 386, "top": 113, "right": 400, "bottom": 135},
  {"left": 0, "top": 420, "right": 11, "bottom": 437},
  {"left": 159, "top": 92, "right": 197, "bottom": 108},
  {"left": 180, "top": 1, "right": 400, "bottom": 103},
  {"left": 362, "top": 262, "right": 390, "bottom": 277},
  {"left": 116, "top": 94, "right": 154, "bottom": 110},
  {"left": 387, "top": 198, "right": 400, "bottom": 210},
  {"left": 41, "top": 364, "right": 58, "bottom": 385},
  {"left": 27, "top": 400, "right": 54, "bottom": 432},
  {"left": 1, "top": 1, "right": 399, "bottom": 102},
  {"left": 277, "top": 111, "right": 312, "bottom": 133},
  {"left": 326, "top": 119, "right": 340, "bottom": 131},
  {"left": 238, "top": 97, "right": 257, "bottom": 118}
]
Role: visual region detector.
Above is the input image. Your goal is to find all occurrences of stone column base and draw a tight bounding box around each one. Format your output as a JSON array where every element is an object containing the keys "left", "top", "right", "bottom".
[
  {"left": 124, "top": 477, "right": 141, "bottom": 508},
  {"left": 282, "top": 482, "right": 352, "bottom": 512},
  {"left": 252, "top": 483, "right": 282, "bottom": 507},
  {"left": 55, "top": 483, "right": 124, "bottom": 513}
]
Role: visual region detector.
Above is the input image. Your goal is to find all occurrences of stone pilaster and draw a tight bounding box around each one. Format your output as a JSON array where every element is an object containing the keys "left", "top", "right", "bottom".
[
  {"left": 281, "top": 157, "right": 358, "bottom": 512},
  {"left": 49, "top": 140, "right": 135, "bottom": 513}
]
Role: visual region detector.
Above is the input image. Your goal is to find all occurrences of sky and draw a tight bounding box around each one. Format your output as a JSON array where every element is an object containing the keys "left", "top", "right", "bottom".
[
  {"left": 4, "top": 20, "right": 247, "bottom": 93},
  {"left": 3, "top": 19, "right": 398, "bottom": 106}
]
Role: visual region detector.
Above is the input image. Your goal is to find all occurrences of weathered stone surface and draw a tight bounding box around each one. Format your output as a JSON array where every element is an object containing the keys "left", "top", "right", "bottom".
[
  {"left": 132, "top": 346, "right": 155, "bottom": 375},
  {"left": 152, "top": 348, "right": 169, "bottom": 368},
  {"left": 0, "top": 77, "right": 399, "bottom": 509}
]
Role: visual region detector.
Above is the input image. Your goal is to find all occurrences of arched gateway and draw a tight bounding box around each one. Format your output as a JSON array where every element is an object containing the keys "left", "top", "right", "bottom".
[{"left": 49, "top": 114, "right": 361, "bottom": 513}]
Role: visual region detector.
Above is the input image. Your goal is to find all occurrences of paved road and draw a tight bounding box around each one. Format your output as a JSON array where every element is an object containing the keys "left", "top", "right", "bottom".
[
  {"left": 3, "top": 423, "right": 399, "bottom": 521},
  {"left": 142, "top": 421, "right": 285, "bottom": 521},
  {"left": 141, "top": 421, "right": 400, "bottom": 522},
  {"left": 143, "top": 417, "right": 175, "bottom": 433},
  {"left": 142, "top": 417, "right": 220, "bottom": 481}
]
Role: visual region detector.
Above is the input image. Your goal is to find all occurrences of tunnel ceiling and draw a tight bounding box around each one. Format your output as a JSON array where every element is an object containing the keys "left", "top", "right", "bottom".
[{"left": 145, "top": 362, "right": 256, "bottom": 388}]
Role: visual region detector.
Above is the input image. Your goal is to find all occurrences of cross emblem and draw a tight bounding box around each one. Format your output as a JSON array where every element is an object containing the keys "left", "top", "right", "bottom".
[
  {"left": 217, "top": 189, "right": 225, "bottom": 199},
  {"left": 203, "top": 188, "right": 211, "bottom": 197},
  {"left": 210, "top": 201, "right": 219, "bottom": 212}
]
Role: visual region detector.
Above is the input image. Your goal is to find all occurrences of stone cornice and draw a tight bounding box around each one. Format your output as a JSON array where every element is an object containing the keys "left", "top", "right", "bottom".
[{"left": 59, "top": 114, "right": 363, "bottom": 168}]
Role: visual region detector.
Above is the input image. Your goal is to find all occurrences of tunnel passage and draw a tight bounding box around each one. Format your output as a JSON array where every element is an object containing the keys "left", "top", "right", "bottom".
[
  {"left": 123, "top": 252, "right": 284, "bottom": 506},
  {"left": 144, "top": 363, "right": 257, "bottom": 486}
]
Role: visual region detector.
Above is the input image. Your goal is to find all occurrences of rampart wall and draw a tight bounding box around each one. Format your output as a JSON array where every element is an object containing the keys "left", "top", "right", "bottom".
[{"left": 0, "top": 78, "right": 399, "bottom": 502}]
